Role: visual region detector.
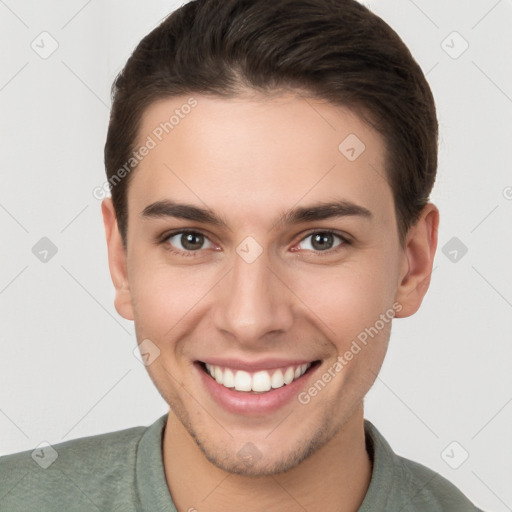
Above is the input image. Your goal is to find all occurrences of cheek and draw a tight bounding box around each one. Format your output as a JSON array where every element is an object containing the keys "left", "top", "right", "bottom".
[
  {"left": 291, "top": 254, "right": 399, "bottom": 343},
  {"left": 128, "top": 255, "right": 217, "bottom": 340}
]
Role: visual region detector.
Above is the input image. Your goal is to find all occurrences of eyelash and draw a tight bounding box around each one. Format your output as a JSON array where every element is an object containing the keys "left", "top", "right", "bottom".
[{"left": 159, "top": 229, "right": 351, "bottom": 258}]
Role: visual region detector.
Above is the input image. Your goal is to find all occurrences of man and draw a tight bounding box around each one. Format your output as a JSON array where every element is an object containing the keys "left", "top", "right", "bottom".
[{"left": 0, "top": 0, "right": 484, "bottom": 510}]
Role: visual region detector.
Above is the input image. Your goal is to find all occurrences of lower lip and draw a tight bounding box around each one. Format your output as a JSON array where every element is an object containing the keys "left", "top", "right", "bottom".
[{"left": 196, "top": 362, "right": 319, "bottom": 415}]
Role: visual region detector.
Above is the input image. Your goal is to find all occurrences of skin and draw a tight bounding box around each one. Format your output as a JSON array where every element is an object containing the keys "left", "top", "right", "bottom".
[{"left": 102, "top": 92, "right": 438, "bottom": 512}]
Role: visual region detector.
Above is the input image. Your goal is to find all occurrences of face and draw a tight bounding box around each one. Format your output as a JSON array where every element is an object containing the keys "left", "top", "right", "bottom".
[{"left": 103, "top": 92, "right": 437, "bottom": 476}]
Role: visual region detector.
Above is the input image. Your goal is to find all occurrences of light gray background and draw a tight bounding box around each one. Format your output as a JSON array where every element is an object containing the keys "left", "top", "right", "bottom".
[{"left": 1, "top": 1, "right": 511, "bottom": 510}]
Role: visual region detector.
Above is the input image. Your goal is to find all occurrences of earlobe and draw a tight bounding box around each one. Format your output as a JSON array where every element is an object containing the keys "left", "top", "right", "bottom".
[
  {"left": 101, "top": 198, "right": 134, "bottom": 321},
  {"left": 394, "top": 203, "right": 439, "bottom": 318}
]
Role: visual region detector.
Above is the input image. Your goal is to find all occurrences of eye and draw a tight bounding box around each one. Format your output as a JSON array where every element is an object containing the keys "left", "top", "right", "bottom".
[
  {"left": 164, "top": 230, "right": 215, "bottom": 255},
  {"left": 296, "top": 231, "right": 348, "bottom": 252}
]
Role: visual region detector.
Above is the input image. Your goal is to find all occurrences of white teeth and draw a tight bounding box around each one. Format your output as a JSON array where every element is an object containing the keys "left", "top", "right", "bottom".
[
  {"left": 203, "top": 362, "right": 311, "bottom": 393},
  {"left": 252, "top": 371, "right": 272, "bottom": 392},
  {"left": 271, "top": 369, "right": 284, "bottom": 389},
  {"left": 283, "top": 367, "right": 295, "bottom": 385},
  {"left": 234, "top": 370, "right": 252, "bottom": 391},
  {"left": 223, "top": 368, "right": 235, "bottom": 388}
]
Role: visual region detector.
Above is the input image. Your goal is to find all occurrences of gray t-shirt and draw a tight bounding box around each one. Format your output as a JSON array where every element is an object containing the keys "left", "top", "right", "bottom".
[{"left": 0, "top": 415, "right": 484, "bottom": 511}]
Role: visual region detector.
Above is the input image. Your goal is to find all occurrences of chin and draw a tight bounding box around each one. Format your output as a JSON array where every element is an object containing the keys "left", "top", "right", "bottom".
[{"left": 189, "top": 417, "right": 335, "bottom": 477}]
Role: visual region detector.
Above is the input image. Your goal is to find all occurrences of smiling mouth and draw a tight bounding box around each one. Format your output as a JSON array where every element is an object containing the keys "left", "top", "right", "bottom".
[{"left": 198, "top": 361, "right": 320, "bottom": 394}]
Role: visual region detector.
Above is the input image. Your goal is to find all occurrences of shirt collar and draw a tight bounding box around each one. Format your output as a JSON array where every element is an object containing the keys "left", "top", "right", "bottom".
[
  {"left": 135, "top": 413, "right": 176, "bottom": 512},
  {"left": 357, "top": 419, "right": 398, "bottom": 511}
]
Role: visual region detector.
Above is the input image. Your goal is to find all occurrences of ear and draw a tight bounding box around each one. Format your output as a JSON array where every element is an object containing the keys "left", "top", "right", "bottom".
[
  {"left": 394, "top": 203, "right": 439, "bottom": 318},
  {"left": 101, "top": 198, "right": 134, "bottom": 321}
]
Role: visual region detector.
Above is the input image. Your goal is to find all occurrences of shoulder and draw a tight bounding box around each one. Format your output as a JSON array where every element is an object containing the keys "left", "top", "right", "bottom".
[
  {"left": 361, "top": 420, "right": 484, "bottom": 512},
  {"left": 0, "top": 422, "right": 152, "bottom": 512},
  {"left": 394, "top": 452, "right": 482, "bottom": 511}
]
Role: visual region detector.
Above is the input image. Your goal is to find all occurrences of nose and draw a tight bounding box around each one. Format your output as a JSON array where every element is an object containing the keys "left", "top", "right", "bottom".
[{"left": 212, "top": 249, "right": 294, "bottom": 346}]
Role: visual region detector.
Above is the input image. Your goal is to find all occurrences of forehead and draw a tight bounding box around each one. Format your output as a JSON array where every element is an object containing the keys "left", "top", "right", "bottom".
[{"left": 127, "top": 92, "right": 394, "bottom": 230}]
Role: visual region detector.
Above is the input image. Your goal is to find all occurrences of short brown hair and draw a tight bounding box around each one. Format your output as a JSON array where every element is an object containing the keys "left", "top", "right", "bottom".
[{"left": 104, "top": 0, "right": 438, "bottom": 246}]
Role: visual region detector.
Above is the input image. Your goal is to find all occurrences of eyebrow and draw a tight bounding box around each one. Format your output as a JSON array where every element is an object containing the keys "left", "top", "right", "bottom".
[{"left": 141, "top": 199, "right": 372, "bottom": 230}]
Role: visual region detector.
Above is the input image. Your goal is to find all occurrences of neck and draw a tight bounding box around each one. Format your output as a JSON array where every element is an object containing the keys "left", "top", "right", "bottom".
[{"left": 162, "top": 406, "right": 372, "bottom": 512}]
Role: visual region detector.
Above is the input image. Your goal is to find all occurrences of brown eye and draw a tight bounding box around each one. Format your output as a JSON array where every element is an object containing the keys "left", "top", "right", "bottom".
[
  {"left": 297, "top": 231, "right": 346, "bottom": 252},
  {"left": 165, "top": 231, "right": 214, "bottom": 253}
]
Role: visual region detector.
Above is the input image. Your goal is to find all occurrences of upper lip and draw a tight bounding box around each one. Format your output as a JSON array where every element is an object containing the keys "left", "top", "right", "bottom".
[{"left": 198, "top": 358, "right": 318, "bottom": 372}]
